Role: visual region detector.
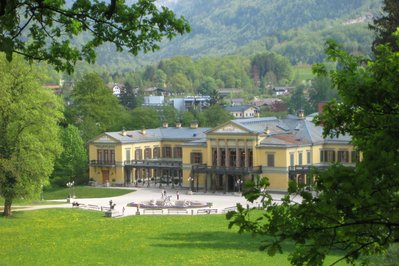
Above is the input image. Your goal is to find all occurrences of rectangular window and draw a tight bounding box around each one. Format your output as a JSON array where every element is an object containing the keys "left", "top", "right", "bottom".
[
  {"left": 153, "top": 147, "right": 160, "bottom": 159},
  {"left": 190, "top": 152, "right": 202, "bottom": 164},
  {"left": 212, "top": 148, "right": 217, "bottom": 166},
  {"left": 173, "top": 147, "right": 182, "bottom": 158},
  {"left": 337, "top": 150, "right": 349, "bottom": 163},
  {"left": 298, "top": 152, "right": 303, "bottom": 166},
  {"left": 306, "top": 150, "right": 311, "bottom": 164},
  {"left": 110, "top": 150, "right": 115, "bottom": 162},
  {"left": 135, "top": 149, "right": 142, "bottom": 160},
  {"left": 144, "top": 148, "right": 152, "bottom": 159},
  {"left": 162, "top": 146, "right": 172, "bottom": 158},
  {"left": 125, "top": 149, "right": 131, "bottom": 161},
  {"left": 267, "top": 153, "right": 275, "bottom": 167},
  {"left": 290, "top": 153, "right": 295, "bottom": 166},
  {"left": 320, "top": 150, "right": 335, "bottom": 163},
  {"left": 97, "top": 149, "right": 115, "bottom": 164}
]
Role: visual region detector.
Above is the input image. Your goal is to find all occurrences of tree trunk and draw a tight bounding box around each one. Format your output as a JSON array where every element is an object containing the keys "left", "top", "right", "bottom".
[{"left": 3, "top": 197, "right": 12, "bottom": 217}]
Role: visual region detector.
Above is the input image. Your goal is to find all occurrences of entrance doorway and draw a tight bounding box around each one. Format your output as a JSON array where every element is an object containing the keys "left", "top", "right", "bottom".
[
  {"left": 228, "top": 175, "right": 235, "bottom": 192},
  {"left": 102, "top": 170, "right": 110, "bottom": 184}
]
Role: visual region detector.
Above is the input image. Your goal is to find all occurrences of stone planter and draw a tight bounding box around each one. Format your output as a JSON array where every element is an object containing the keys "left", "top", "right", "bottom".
[{"left": 105, "top": 210, "right": 119, "bottom": 218}]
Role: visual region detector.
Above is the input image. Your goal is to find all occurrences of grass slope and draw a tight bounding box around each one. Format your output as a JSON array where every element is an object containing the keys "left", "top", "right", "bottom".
[
  {"left": 0, "top": 187, "right": 134, "bottom": 210},
  {"left": 43, "top": 186, "right": 134, "bottom": 200},
  {"left": 0, "top": 209, "right": 347, "bottom": 266}
]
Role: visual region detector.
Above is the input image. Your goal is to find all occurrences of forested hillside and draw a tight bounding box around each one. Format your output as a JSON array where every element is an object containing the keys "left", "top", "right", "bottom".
[{"left": 87, "top": 0, "right": 382, "bottom": 72}]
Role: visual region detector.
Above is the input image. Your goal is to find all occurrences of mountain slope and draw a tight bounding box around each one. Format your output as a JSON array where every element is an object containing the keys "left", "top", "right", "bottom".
[{"left": 91, "top": 0, "right": 383, "bottom": 71}]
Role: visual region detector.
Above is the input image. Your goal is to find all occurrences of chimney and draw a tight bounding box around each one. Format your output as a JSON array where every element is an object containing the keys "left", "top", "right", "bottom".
[
  {"left": 190, "top": 120, "right": 198, "bottom": 129},
  {"left": 297, "top": 110, "right": 304, "bottom": 119},
  {"left": 162, "top": 121, "right": 168, "bottom": 128},
  {"left": 141, "top": 127, "right": 146, "bottom": 135},
  {"left": 121, "top": 127, "right": 127, "bottom": 136},
  {"left": 175, "top": 122, "right": 182, "bottom": 128},
  {"left": 264, "top": 126, "right": 270, "bottom": 136}
]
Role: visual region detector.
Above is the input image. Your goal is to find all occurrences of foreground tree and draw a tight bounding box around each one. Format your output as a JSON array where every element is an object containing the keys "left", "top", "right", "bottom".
[
  {"left": 227, "top": 39, "right": 399, "bottom": 265},
  {"left": 0, "top": 0, "right": 190, "bottom": 73},
  {"left": 0, "top": 54, "right": 63, "bottom": 216}
]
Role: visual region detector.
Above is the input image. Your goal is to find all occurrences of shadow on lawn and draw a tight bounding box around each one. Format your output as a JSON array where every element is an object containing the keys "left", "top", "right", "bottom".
[{"left": 149, "top": 231, "right": 296, "bottom": 253}]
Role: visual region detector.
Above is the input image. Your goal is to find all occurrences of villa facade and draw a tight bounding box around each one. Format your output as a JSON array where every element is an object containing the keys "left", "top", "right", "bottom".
[{"left": 88, "top": 114, "right": 356, "bottom": 192}]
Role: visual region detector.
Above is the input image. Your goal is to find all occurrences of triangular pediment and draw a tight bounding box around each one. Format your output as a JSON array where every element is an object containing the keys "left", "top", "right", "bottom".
[
  {"left": 209, "top": 122, "right": 250, "bottom": 134},
  {"left": 91, "top": 134, "right": 118, "bottom": 144}
]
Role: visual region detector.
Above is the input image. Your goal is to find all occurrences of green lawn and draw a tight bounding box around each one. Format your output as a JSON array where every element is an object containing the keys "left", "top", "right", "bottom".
[
  {"left": 0, "top": 209, "right": 348, "bottom": 266},
  {"left": 0, "top": 187, "right": 134, "bottom": 209},
  {"left": 43, "top": 186, "right": 134, "bottom": 200}
]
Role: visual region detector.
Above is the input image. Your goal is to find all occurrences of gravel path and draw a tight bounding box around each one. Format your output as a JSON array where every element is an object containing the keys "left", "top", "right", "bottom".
[{"left": 16, "top": 187, "right": 291, "bottom": 217}]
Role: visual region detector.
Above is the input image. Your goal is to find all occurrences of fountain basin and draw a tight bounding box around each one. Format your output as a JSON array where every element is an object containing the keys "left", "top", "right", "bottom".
[{"left": 127, "top": 199, "right": 209, "bottom": 209}]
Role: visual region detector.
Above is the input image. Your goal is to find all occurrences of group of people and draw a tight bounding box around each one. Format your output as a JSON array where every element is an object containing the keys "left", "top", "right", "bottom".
[{"left": 161, "top": 190, "right": 179, "bottom": 200}]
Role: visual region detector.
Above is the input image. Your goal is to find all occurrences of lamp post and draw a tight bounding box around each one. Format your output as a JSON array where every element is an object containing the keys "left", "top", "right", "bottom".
[
  {"left": 188, "top": 176, "right": 194, "bottom": 194},
  {"left": 236, "top": 179, "right": 243, "bottom": 194},
  {"left": 66, "top": 181, "right": 75, "bottom": 201}
]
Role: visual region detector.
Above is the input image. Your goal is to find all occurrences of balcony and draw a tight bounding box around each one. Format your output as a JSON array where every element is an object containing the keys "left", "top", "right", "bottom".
[
  {"left": 124, "top": 159, "right": 182, "bottom": 169},
  {"left": 90, "top": 160, "right": 116, "bottom": 167},
  {"left": 288, "top": 164, "right": 334, "bottom": 175},
  {"left": 192, "top": 164, "right": 262, "bottom": 175}
]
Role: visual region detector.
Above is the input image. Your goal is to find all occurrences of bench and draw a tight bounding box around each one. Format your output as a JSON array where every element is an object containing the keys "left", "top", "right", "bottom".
[
  {"left": 167, "top": 209, "right": 188, "bottom": 214},
  {"left": 143, "top": 209, "right": 164, "bottom": 214},
  {"left": 72, "top": 202, "right": 86, "bottom": 208},
  {"left": 222, "top": 207, "right": 237, "bottom": 213},
  {"left": 197, "top": 208, "right": 218, "bottom": 214},
  {"left": 101, "top": 206, "right": 112, "bottom": 212},
  {"left": 86, "top": 204, "right": 100, "bottom": 211}
]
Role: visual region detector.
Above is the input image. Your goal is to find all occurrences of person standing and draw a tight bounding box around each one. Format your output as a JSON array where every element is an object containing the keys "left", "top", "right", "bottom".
[{"left": 176, "top": 190, "right": 180, "bottom": 200}]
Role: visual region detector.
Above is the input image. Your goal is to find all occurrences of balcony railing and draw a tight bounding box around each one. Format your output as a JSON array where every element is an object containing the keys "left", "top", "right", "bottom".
[
  {"left": 192, "top": 164, "right": 262, "bottom": 175},
  {"left": 124, "top": 159, "right": 182, "bottom": 169},
  {"left": 90, "top": 160, "right": 116, "bottom": 166},
  {"left": 288, "top": 164, "right": 338, "bottom": 174}
]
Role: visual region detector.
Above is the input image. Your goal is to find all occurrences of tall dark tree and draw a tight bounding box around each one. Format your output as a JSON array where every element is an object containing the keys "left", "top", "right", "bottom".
[
  {"left": 308, "top": 76, "right": 337, "bottom": 112},
  {"left": 0, "top": 0, "right": 190, "bottom": 73},
  {"left": 370, "top": 0, "right": 399, "bottom": 52},
  {"left": 288, "top": 85, "right": 312, "bottom": 115},
  {"left": 119, "top": 85, "right": 142, "bottom": 110},
  {"left": 251, "top": 52, "right": 292, "bottom": 86}
]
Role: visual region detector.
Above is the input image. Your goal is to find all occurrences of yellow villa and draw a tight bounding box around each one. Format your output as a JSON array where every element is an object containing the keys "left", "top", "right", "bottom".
[{"left": 88, "top": 113, "right": 357, "bottom": 192}]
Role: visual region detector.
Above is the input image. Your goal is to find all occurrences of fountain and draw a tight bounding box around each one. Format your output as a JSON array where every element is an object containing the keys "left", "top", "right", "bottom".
[{"left": 127, "top": 195, "right": 209, "bottom": 209}]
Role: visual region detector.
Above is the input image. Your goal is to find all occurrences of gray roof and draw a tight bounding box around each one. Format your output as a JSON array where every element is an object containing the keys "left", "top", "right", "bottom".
[
  {"left": 225, "top": 105, "right": 256, "bottom": 113},
  {"left": 259, "top": 116, "right": 351, "bottom": 147},
  {"left": 99, "top": 127, "right": 211, "bottom": 144},
  {"left": 231, "top": 117, "right": 282, "bottom": 134},
  {"left": 91, "top": 115, "right": 351, "bottom": 147}
]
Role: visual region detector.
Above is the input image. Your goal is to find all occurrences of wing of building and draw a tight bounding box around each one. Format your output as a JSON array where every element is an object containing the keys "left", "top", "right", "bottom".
[{"left": 88, "top": 115, "right": 356, "bottom": 192}]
